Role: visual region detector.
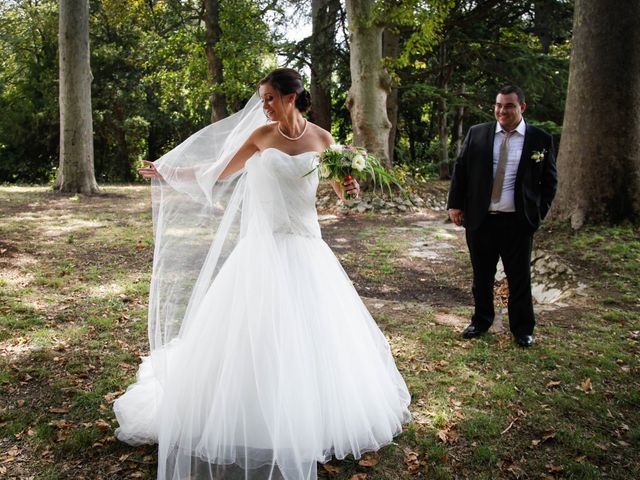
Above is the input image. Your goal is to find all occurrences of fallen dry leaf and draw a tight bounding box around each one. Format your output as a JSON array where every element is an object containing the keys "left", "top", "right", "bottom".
[
  {"left": 580, "top": 378, "right": 593, "bottom": 393},
  {"left": 103, "top": 390, "right": 124, "bottom": 403},
  {"left": 436, "top": 359, "right": 449, "bottom": 369},
  {"left": 321, "top": 463, "right": 342, "bottom": 475},
  {"left": 95, "top": 418, "right": 110, "bottom": 431},
  {"left": 506, "top": 463, "right": 525, "bottom": 478},
  {"left": 546, "top": 380, "right": 561, "bottom": 389},
  {"left": 357, "top": 452, "right": 379, "bottom": 467},
  {"left": 403, "top": 447, "right": 420, "bottom": 473},
  {"left": 546, "top": 463, "right": 563, "bottom": 473},
  {"left": 349, "top": 474, "right": 368, "bottom": 480}
]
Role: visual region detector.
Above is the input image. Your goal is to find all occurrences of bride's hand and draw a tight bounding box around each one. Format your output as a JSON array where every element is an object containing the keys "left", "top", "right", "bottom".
[
  {"left": 343, "top": 176, "right": 360, "bottom": 201},
  {"left": 138, "top": 160, "right": 163, "bottom": 180}
]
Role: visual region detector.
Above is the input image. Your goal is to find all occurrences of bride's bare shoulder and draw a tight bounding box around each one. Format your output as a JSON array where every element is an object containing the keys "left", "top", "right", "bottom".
[
  {"left": 252, "top": 123, "right": 277, "bottom": 138},
  {"left": 247, "top": 123, "right": 277, "bottom": 150},
  {"left": 307, "top": 122, "right": 333, "bottom": 146}
]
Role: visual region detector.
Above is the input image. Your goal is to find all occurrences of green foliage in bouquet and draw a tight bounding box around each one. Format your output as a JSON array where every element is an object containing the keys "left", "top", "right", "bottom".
[{"left": 304, "top": 144, "right": 403, "bottom": 196}]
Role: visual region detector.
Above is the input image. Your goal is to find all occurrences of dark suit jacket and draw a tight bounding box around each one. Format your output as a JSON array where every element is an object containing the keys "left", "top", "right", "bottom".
[{"left": 447, "top": 121, "right": 558, "bottom": 233}]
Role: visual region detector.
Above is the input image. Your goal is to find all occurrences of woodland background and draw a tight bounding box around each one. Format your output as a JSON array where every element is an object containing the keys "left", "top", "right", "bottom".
[
  {"left": 4, "top": 0, "right": 638, "bottom": 227},
  {"left": 1, "top": 0, "right": 571, "bottom": 182}
]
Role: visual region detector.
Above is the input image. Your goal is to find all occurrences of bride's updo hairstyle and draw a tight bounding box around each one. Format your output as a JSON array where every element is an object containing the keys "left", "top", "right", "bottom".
[{"left": 259, "top": 68, "right": 312, "bottom": 113}]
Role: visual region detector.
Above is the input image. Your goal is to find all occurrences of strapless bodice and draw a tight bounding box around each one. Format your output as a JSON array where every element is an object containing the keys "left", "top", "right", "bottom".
[{"left": 244, "top": 148, "right": 321, "bottom": 238}]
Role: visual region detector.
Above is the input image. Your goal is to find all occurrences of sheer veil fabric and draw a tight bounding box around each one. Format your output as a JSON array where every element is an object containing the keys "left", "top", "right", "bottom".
[{"left": 113, "top": 95, "right": 412, "bottom": 480}]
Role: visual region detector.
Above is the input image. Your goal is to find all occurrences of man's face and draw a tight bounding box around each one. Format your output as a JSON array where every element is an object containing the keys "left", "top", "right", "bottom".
[{"left": 494, "top": 93, "right": 526, "bottom": 131}]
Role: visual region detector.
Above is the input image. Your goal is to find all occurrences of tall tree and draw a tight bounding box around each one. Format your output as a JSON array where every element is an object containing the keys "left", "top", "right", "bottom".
[
  {"left": 553, "top": 0, "right": 640, "bottom": 227},
  {"left": 435, "top": 42, "right": 451, "bottom": 179},
  {"left": 56, "top": 0, "right": 98, "bottom": 193},
  {"left": 345, "top": 0, "right": 392, "bottom": 167},
  {"left": 383, "top": 27, "right": 400, "bottom": 163},
  {"left": 310, "top": 0, "right": 340, "bottom": 131},
  {"left": 204, "top": 0, "right": 228, "bottom": 122}
]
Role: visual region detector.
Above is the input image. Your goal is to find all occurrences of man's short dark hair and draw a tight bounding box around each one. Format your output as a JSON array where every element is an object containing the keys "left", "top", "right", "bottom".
[{"left": 498, "top": 85, "right": 525, "bottom": 104}]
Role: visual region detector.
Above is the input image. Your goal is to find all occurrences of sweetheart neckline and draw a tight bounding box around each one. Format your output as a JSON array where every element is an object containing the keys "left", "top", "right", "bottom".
[{"left": 262, "top": 147, "right": 318, "bottom": 157}]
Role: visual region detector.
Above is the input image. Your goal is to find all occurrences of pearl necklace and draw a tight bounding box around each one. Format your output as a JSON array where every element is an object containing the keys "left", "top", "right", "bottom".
[{"left": 277, "top": 119, "right": 308, "bottom": 141}]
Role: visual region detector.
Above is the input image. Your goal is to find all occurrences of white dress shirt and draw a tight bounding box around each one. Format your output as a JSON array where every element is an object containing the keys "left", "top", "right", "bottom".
[{"left": 489, "top": 118, "right": 526, "bottom": 212}]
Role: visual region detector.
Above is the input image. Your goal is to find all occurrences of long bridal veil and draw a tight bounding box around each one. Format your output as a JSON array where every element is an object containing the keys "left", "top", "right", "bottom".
[
  {"left": 114, "top": 94, "right": 265, "bottom": 444},
  {"left": 149, "top": 94, "right": 264, "bottom": 355}
]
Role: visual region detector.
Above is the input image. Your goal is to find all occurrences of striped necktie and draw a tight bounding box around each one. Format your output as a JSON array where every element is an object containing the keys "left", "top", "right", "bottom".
[{"left": 491, "top": 130, "right": 514, "bottom": 204}]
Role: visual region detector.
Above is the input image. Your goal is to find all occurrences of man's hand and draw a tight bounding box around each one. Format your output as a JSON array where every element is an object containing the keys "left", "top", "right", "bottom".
[{"left": 449, "top": 208, "right": 464, "bottom": 226}]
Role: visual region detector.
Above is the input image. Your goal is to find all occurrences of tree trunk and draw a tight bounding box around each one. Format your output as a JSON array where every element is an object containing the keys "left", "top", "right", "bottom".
[
  {"left": 310, "top": 0, "right": 339, "bottom": 131},
  {"left": 383, "top": 27, "right": 400, "bottom": 164},
  {"left": 408, "top": 117, "right": 416, "bottom": 162},
  {"left": 454, "top": 83, "right": 465, "bottom": 157},
  {"left": 345, "top": 0, "right": 392, "bottom": 167},
  {"left": 533, "top": 0, "right": 554, "bottom": 54},
  {"left": 57, "top": 0, "right": 99, "bottom": 194},
  {"left": 552, "top": 0, "right": 640, "bottom": 227},
  {"left": 437, "top": 44, "right": 450, "bottom": 179},
  {"left": 114, "top": 103, "right": 134, "bottom": 182},
  {"left": 204, "top": 0, "right": 228, "bottom": 123},
  {"left": 438, "top": 94, "right": 450, "bottom": 179}
]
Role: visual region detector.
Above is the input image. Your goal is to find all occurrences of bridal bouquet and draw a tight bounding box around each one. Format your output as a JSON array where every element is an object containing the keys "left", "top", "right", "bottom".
[{"left": 305, "top": 144, "right": 401, "bottom": 198}]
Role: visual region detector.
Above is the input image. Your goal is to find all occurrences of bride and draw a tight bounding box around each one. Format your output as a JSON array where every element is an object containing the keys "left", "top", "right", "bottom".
[{"left": 115, "top": 68, "right": 411, "bottom": 480}]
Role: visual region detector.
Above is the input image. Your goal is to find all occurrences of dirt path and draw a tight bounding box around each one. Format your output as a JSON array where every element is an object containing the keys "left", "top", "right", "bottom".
[{"left": 318, "top": 202, "right": 584, "bottom": 339}]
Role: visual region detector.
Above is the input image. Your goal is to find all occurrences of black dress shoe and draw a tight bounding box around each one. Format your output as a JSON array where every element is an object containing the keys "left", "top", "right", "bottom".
[
  {"left": 515, "top": 335, "right": 534, "bottom": 347},
  {"left": 462, "top": 324, "right": 488, "bottom": 339}
]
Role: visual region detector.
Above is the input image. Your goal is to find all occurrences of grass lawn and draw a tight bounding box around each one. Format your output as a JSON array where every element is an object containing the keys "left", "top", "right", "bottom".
[{"left": 0, "top": 184, "right": 638, "bottom": 479}]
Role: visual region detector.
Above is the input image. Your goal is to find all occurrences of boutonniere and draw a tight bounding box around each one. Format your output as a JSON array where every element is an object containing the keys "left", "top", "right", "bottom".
[{"left": 531, "top": 149, "right": 545, "bottom": 163}]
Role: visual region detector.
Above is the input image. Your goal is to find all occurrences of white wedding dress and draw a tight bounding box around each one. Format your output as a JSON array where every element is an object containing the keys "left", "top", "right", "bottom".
[{"left": 114, "top": 146, "right": 411, "bottom": 479}]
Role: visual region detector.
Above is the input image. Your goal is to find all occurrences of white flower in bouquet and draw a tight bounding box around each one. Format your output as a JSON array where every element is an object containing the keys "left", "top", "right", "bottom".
[
  {"left": 351, "top": 154, "right": 366, "bottom": 172},
  {"left": 302, "top": 144, "right": 404, "bottom": 200},
  {"left": 319, "top": 163, "right": 331, "bottom": 179}
]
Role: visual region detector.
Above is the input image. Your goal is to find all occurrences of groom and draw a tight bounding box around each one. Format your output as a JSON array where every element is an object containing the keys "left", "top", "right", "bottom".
[{"left": 447, "top": 86, "right": 557, "bottom": 347}]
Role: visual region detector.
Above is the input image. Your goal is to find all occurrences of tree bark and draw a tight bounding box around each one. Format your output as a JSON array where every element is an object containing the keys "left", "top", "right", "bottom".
[
  {"left": 533, "top": 0, "right": 553, "bottom": 54},
  {"left": 383, "top": 27, "right": 400, "bottom": 164},
  {"left": 436, "top": 43, "right": 451, "bottom": 179},
  {"left": 552, "top": 0, "right": 640, "bottom": 227},
  {"left": 57, "top": 0, "right": 99, "bottom": 194},
  {"left": 204, "top": 0, "right": 228, "bottom": 123},
  {"left": 438, "top": 94, "right": 450, "bottom": 179},
  {"left": 345, "top": 0, "right": 392, "bottom": 167},
  {"left": 453, "top": 83, "right": 465, "bottom": 157},
  {"left": 310, "top": 0, "right": 339, "bottom": 131}
]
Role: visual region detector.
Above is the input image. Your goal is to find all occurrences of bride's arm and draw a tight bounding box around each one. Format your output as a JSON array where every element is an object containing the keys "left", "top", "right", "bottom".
[
  {"left": 218, "top": 139, "right": 258, "bottom": 179},
  {"left": 138, "top": 161, "right": 202, "bottom": 182},
  {"left": 219, "top": 136, "right": 260, "bottom": 179},
  {"left": 138, "top": 130, "right": 262, "bottom": 181}
]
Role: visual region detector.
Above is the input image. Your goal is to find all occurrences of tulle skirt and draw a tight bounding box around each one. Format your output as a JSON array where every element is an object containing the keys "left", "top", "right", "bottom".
[{"left": 114, "top": 232, "right": 411, "bottom": 479}]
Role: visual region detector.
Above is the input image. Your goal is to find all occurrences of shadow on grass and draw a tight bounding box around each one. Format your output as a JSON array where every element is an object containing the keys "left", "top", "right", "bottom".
[{"left": 1, "top": 186, "right": 639, "bottom": 479}]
